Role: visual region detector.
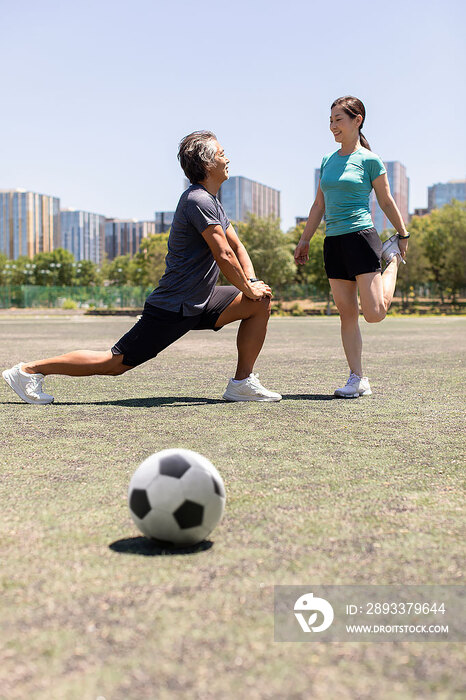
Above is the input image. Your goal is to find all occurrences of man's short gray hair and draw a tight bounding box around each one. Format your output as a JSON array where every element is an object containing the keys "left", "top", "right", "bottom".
[{"left": 178, "top": 131, "right": 218, "bottom": 184}]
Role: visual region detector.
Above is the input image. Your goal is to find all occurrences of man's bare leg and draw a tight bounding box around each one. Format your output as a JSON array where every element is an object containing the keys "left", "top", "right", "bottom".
[
  {"left": 23, "top": 351, "right": 132, "bottom": 377},
  {"left": 2, "top": 351, "right": 132, "bottom": 404},
  {"left": 215, "top": 293, "right": 271, "bottom": 379}
]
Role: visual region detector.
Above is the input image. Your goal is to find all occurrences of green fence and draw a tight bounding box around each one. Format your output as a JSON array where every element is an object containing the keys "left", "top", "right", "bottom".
[
  {"left": 0, "top": 284, "right": 329, "bottom": 309},
  {"left": 1, "top": 284, "right": 464, "bottom": 310},
  {"left": 274, "top": 283, "right": 326, "bottom": 301},
  {"left": 0, "top": 285, "right": 153, "bottom": 309}
]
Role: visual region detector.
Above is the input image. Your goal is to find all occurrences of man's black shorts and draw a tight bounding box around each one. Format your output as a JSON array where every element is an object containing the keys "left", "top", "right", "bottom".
[
  {"left": 111, "top": 286, "right": 240, "bottom": 367},
  {"left": 323, "top": 227, "right": 382, "bottom": 281}
]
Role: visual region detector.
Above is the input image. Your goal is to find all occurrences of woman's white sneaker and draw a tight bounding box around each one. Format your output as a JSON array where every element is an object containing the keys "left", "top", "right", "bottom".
[
  {"left": 223, "top": 373, "right": 282, "bottom": 402},
  {"left": 381, "top": 234, "right": 406, "bottom": 265},
  {"left": 2, "top": 363, "right": 54, "bottom": 404},
  {"left": 334, "top": 372, "right": 372, "bottom": 398}
]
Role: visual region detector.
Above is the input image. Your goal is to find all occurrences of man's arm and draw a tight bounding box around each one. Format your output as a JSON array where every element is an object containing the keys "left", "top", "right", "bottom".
[
  {"left": 201, "top": 224, "right": 271, "bottom": 300},
  {"left": 224, "top": 224, "right": 255, "bottom": 279}
]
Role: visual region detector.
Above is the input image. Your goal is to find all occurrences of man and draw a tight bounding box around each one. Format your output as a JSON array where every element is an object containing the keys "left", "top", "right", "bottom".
[{"left": 3, "top": 131, "right": 281, "bottom": 404}]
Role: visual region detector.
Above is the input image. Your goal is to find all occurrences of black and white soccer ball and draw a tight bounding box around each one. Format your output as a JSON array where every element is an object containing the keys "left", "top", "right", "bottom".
[{"left": 128, "top": 448, "right": 226, "bottom": 547}]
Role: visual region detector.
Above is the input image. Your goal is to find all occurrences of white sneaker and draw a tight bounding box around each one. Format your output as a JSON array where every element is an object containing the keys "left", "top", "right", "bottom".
[
  {"left": 334, "top": 372, "right": 372, "bottom": 398},
  {"left": 2, "top": 363, "right": 54, "bottom": 404},
  {"left": 381, "top": 234, "right": 406, "bottom": 265},
  {"left": 223, "top": 373, "right": 282, "bottom": 402}
]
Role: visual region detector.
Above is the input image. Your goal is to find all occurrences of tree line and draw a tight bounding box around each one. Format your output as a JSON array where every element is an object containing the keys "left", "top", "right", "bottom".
[{"left": 1, "top": 201, "right": 465, "bottom": 302}]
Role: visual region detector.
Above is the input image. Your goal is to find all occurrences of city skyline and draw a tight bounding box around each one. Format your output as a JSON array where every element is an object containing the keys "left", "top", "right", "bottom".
[
  {"left": 5, "top": 159, "right": 463, "bottom": 235},
  {"left": 3, "top": 152, "right": 463, "bottom": 239},
  {"left": 1, "top": 1, "right": 464, "bottom": 232},
  {"left": 2, "top": 167, "right": 465, "bottom": 262}
]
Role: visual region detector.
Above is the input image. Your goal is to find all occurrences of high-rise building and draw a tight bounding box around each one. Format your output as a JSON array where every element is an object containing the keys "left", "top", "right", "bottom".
[
  {"left": 61, "top": 209, "right": 105, "bottom": 264},
  {"left": 0, "top": 189, "right": 60, "bottom": 259},
  {"left": 428, "top": 180, "right": 466, "bottom": 211},
  {"left": 314, "top": 161, "right": 409, "bottom": 232},
  {"left": 370, "top": 162, "right": 409, "bottom": 232},
  {"left": 155, "top": 211, "right": 175, "bottom": 234},
  {"left": 218, "top": 176, "right": 280, "bottom": 222},
  {"left": 104, "top": 219, "right": 156, "bottom": 260}
]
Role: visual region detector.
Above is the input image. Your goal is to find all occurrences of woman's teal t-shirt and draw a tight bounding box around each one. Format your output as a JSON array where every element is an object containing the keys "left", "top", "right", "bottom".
[{"left": 319, "top": 147, "right": 386, "bottom": 236}]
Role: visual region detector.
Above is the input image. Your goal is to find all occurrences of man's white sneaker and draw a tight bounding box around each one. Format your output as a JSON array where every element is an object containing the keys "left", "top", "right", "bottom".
[
  {"left": 2, "top": 363, "right": 54, "bottom": 404},
  {"left": 381, "top": 234, "right": 406, "bottom": 265},
  {"left": 334, "top": 372, "right": 372, "bottom": 398},
  {"left": 223, "top": 373, "right": 282, "bottom": 402}
]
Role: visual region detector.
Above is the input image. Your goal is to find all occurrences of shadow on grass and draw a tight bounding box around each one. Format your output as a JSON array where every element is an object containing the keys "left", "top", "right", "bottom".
[
  {"left": 1, "top": 394, "right": 335, "bottom": 407},
  {"left": 109, "top": 536, "right": 213, "bottom": 556},
  {"left": 57, "top": 394, "right": 335, "bottom": 406},
  {"left": 281, "top": 394, "right": 335, "bottom": 401},
  {"left": 57, "top": 396, "right": 225, "bottom": 407}
]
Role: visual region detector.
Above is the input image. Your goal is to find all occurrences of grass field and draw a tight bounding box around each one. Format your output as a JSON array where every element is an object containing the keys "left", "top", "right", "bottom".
[{"left": 0, "top": 314, "right": 465, "bottom": 700}]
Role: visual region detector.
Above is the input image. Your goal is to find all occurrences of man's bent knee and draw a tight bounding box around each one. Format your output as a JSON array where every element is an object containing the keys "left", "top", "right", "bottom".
[
  {"left": 109, "top": 364, "right": 133, "bottom": 376},
  {"left": 242, "top": 295, "right": 271, "bottom": 321},
  {"left": 257, "top": 296, "right": 272, "bottom": 316},
  {"left": 106, "top": 353, "right": 133, "bottom": 375}
]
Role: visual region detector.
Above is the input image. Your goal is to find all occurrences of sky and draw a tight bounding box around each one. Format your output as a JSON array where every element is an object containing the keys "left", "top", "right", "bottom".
[{"left": 1, "top": 0, "right": 465, "bottom": 231}]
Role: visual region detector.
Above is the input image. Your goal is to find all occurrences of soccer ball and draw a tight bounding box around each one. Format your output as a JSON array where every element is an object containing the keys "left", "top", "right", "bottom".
[{"left": 128, "top": 448, "right": 226, "bottom": 547}]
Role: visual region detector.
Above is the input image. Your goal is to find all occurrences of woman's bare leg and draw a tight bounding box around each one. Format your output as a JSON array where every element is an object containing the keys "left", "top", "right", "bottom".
[
  {"left": 329, "top": 278, "right": 363, "bottom": 377},
  {"left": 357, "top": 256, "right": 401, "bottom": 323}
]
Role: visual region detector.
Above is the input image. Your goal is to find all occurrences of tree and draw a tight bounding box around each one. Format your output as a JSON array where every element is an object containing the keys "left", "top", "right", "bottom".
[
  {"left": 0, "top": 253, "right": 8, "bottom": 284},
  {"left": 32, "top": 249, "right": 75, "bottom": 286},
  {"left": 106, "top": 255, "right": 133, "bottom": 285},
  {"left": 392, "top": 220, "right": 430, "bottom": 301},
  {"left": 0, "top": 256, "right": 31, "bottom": 285},
  {"left": 131, "top": 233, "right": 170, "bottom": 287},
  {"left": 286, "top": 222, "right": 330, "bottom": 301},
  {"left": 235, "top": 215, "right": 295, "bottom": 289},
  {"left": 73, "top": 259, "right": 99, "bottom": 286},
  {"left": 423, "top": 201, "right": 466, "bottom": 302},
  {"left": 444, "top": 202, "right": 466, "bottom": 301}
]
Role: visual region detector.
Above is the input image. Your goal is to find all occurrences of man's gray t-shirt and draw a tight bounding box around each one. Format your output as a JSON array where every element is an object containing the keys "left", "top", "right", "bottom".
[{"left": 146, "top": 184, "right": 230, "bottom": 315}]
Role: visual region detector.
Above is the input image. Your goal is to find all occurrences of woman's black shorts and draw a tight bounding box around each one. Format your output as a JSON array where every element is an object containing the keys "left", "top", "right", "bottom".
[
  {"left": 111, "top": 286, "right": 240, "bottom": 367},
  {"left": 323, "top": 227, "right": 383, "bottom": 281}
]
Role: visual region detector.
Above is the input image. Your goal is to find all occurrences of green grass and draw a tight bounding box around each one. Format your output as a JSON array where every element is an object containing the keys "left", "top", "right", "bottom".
[{"left": 0, "top": 315, "right": 465, "bottom": 699}]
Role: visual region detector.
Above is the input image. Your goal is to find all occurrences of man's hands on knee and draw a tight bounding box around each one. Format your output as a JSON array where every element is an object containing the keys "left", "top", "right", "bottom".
[{"left": 246, "top": 280, "right": 272, "bottom": 301}]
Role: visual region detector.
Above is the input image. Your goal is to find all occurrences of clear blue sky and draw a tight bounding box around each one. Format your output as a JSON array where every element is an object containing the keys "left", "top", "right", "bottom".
[{"left": 1, "top": 0, "right": 465, "bottom": 230}]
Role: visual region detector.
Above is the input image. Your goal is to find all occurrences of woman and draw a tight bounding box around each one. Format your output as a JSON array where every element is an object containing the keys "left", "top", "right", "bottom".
[{"left": 294, "top": 95, "right": 409, "bottom": 398}]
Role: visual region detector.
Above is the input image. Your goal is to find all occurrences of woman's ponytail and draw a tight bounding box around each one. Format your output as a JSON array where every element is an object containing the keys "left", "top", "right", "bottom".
[{"left": 359, "top": 130, "right": 371, "bottom": 151}]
